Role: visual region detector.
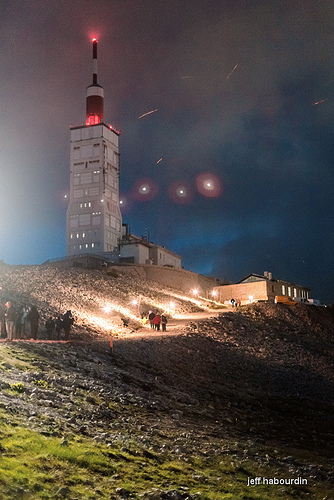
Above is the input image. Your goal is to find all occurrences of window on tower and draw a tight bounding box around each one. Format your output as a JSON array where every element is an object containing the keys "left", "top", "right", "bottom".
[
  {"left": 81, "top": 172, "right": 92, "bottom": 184},
  {"left": 86, "top": 115, "right": 101, "bottom": 126},
  {"left": 74, "top": 189, "right": 84, "bottom": 199}
]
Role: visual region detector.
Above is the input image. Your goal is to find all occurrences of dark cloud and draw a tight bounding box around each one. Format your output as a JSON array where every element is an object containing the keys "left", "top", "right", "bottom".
[{"left": 0, "top": 1, "right": 334, "bottom": 302}]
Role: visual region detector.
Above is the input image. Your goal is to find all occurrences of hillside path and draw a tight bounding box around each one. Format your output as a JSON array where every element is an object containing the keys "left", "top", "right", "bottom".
[{"left": 120, "top": 308, "right": 227, "bottom": 339}]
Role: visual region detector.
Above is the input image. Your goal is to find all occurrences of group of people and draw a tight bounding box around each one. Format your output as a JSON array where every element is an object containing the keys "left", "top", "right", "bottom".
[
  {"left": 145, "top": 311, "right": 168, "bottom": 331},
  {"left": 1, "top": 302, "right": 40, "bottom": 341},
  {"left": 230, "top": 298, "right": 241, "bottom": 307},
  {"left": 44, "top": 310, "right": 74, "bottom": 340},
  {"left": 0, "top": 300, "right": 74, "bottom": 341}
]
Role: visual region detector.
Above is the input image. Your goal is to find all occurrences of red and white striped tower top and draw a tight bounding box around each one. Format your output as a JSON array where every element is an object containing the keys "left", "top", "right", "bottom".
[{"left": 86, "top": 38, "right": 104, "bottom": 126}]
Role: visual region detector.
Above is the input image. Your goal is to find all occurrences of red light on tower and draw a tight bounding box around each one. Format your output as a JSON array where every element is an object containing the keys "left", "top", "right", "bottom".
[{"left": 86, "top": 37, "right": 104, "bottom": 126}]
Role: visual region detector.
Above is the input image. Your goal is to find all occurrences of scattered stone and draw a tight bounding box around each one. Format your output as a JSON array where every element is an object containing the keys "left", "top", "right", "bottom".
[{"left": 56, "top": 486, "right": 70, "bottom": 497}]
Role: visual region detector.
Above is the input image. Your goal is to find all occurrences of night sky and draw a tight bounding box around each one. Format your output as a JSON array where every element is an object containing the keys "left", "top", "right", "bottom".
[{"left": 1, "top": 1, "right": 334, "bottom": 303}]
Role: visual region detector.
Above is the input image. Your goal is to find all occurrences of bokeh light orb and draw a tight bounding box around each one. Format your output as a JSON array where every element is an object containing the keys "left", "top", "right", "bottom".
[
  {"left": 131, "top": 178, "right": 159, "bottom": 202},
  {"left": 119, "top": 194, "right": 133, "bottom": 213},
  {"left": 168, "top": 181, "right": 194, "bottom": 204},
  {"left": 196, "top": 172, "right": 222, "bottom": 198}
]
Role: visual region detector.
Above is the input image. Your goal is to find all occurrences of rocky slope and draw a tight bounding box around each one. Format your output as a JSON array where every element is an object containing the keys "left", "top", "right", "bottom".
[
  {"left": 0, "top": 265, "right": 208, "bottom": 337},
  {"left": 0, "top": 265, "right": 333, "bottom": 499}
]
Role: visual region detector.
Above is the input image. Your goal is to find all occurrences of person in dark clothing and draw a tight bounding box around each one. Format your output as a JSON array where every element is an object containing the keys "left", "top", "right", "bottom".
[
  {"left": 148, "top": 311, "right": 155, "bottom": 329},
  {"left": 161, "top": 314, "right": 168, "bottom": 332},
  {"left": 55, "top": 316, "right": 63, "bottom": 339},
  {"left": 27, "top": 305, "right": 40, "bottom": 340},
  {"left": 45, "top": 317, "right": 55, "bottom": 338},
  {"left": 0, "top": 302, "right": 6, "bottom": 338},
  {"left": 62, "top": 310, "right": 74, "bottom": 340},
  {"left": 15, "top": 307, "right": 25, "bottom": 339}
]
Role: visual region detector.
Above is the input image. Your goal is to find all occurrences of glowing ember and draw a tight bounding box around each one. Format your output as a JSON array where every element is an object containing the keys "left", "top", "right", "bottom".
[
  {"left": 138, "top": 109, "right": 158, "bottom": 119},
  {"left": 313, "top": 98, "right": 328, "bottom": 105},
  {"left": 226, "top": 64, "right": 238, "bottom": 80}
]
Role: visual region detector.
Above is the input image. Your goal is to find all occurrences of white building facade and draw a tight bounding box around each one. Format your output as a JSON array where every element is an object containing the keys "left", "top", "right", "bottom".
[{"left": 66, "top": 124, "right": 122, "bottom": 255}]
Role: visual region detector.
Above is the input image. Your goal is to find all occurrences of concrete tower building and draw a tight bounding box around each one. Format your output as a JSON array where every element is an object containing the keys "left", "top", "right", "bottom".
[{"left": 66, "top": 39, "right": 122, "bottom": 257}]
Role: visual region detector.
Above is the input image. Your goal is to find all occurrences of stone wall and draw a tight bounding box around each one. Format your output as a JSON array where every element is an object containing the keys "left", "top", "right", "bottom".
[
  {"left": 44, "top": 258, "right": 220, "bottom": 295},
  {"left": 109, "top": 264, "right": 219, "bottom": 294}
]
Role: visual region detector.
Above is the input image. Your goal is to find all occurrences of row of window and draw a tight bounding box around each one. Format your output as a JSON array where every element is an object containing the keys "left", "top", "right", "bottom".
[
  {"left": 73, "top": 144, "right": 100, "bottom": 160},
  {"left": 73, "top": 171, "right": 100, "bottom": 185},
  {"left": 70, "top": 124, "right": 119, "bottom": 147},
  {"left": 73, "top": 187, "right": 119, "bottom": 201},
  {"left": 70, "top": 242, "right": 117, "bottom": 252},
  {"left": 281, "top": 285, "right": 308, "bottom": 298},
  {"left": 105, "top": 214, "right": 119, "bottom": 230},
  {"left": 69, "top": 212, "right": 121, "bottom": 231},
  {"left": 69, "top": 214, "right": 101, "bottom": 228},
  {"left": 71, "top": 243, "right": 100, "bottom": 250},
  {"left": 105, "top": 230, "right": 119, "bottom": 246},
  {"left": 73, "top": 172, "right": 118, "bottom": 188},
  {"left": 74, "top": 187, "right": 100, "bottom": 198},
  {"left": 72, "top": 144, "right": 118, "bottom": 163},
  {"left": 70, "top": 230, "right": 99, "bottom": 240}
]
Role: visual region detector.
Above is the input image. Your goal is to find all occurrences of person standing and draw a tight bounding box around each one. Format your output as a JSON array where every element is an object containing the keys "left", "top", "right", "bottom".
[
  {"left": 148, "top": 311, "right": 155, "bottom": 329},
  {"left": 153, "top": 312, "right": 161, "bottom": 331},
  {"left": 161, "top": 314, "right": 168, "bottom": 332},
  {"left": 45, "top": 317, "right": 55, "bottom": 339},
  {"left": 55, "top": 316, "right": 63, "bottom": 339},
  {"left": 27, "top": 306, "right": 40, "bottom": 340},
  {"left": 21, "top": 306, "right": 28, "bottom": 337},
  {"left": 0, "top": 301, "right": 6, "bottom": 338},
  {"left": 15, "top": 307, "right": 24, "bottom": 339},
  {"left": 62, "top": 310, "right": 74, "bottom": 341},
  {"left": 5, "top": 301, "right": 16, "bottom": 341}
]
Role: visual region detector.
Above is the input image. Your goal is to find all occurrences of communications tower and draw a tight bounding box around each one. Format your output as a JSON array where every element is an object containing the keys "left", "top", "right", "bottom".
[{"left": 66, "top": 38, "right": 122, "bottom": 256}]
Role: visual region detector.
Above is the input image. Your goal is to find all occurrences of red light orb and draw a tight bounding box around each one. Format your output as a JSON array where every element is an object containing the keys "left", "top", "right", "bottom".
[
  {"left": 131, "top": 178, "right": 159, "bottom": 202},
  {"left": 196, "top": 172, "right": 222, "bottom": 198},
  {"left": 168, "top": 181, "right": 194, "bottom": 205}
]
